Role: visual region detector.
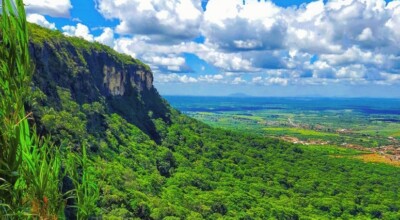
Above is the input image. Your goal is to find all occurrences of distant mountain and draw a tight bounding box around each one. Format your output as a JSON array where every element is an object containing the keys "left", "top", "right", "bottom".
[{"left": 228, "top": 93, "right": 251, "bottom": 97}]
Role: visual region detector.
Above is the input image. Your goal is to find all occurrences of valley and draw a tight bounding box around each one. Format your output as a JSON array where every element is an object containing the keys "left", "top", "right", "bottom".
[{"left": 166, "top": 96, "right": 400, "bottom": 165}]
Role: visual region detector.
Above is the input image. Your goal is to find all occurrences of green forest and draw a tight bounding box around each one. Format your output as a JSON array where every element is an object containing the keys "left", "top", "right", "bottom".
[{"left": 1, "top": 1, "right": 400, "bottom": 219}]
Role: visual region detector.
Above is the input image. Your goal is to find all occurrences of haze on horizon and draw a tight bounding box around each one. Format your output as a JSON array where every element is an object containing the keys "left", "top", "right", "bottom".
[{"left": 24, "top": 0, "right": 400, "bottom": 97}]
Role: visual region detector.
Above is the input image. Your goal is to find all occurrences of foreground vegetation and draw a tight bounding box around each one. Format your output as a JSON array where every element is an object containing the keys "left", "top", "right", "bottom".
[{"left": 0, "top": 1, "right": 98, "bottom": 218}]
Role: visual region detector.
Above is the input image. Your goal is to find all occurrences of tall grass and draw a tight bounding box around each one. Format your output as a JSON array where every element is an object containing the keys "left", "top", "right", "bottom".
[
  {"left": 66, "top": 146, "right": 100, "bottom": 219},
  {"left": 0, "top": 0, "right": 32, "bottom": 216},
  {"left": 0, "top": 1, "right": 99, "bottom": 218},
  {"left": 20, "top": 133, "right": 65, "bottom": 219}
]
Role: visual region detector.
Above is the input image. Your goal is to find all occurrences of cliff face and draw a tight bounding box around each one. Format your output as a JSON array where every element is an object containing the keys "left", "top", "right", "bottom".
[
  {"left": 30, "top": 40, "right": 153, "bottom": 99},
  {"left": 29, "top": 24, "right": 170, "bottom": 142},
  {"left": 102, "top": 65, "right": 153, "bottom": 96}
]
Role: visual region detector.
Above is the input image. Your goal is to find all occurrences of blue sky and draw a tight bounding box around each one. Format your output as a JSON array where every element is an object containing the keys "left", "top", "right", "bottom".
[{"left": 25, "top": 0, "right": 400, "bottom": 97}]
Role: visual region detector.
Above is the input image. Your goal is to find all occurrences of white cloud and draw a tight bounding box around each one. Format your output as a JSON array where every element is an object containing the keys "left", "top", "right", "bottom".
[
  {"left": 252, "top": 76, "right": 263, "bottom": 84},
  {"left": 62, "top": 23, "right": 94, "bottom": 42},
  {"left": 142, "top": 55, "right": 191, "bottom": 73},
  {"left": 200, "top": 0, "right": 400, "bottom": 85},
  {"left": 113, "top": 36, "right": 258, "bottom": 73},
  {"left": 266, "top": 77, "right": 288, "bottom": 86},
  {"left": 319, "top": 46, "right": 385, "bottom": 67},
  {"left": 72, "top": 17, "right": 82, "bottom": 23},
  {"left": 27, "top": 13, "right": 56, "bottom": 29},
  {"left": 24, "top": 0, "right": 72, "bottom": 18},
  {"left": 198, "top": 74, "right": 225, "bottom": 83},
  {"left": 203, "top": 0, "right": 286, "bottom": 51},
  {"left": 95, "top": 0, "right": 203, "bottom": 43},
  {"left": 385, "top": 1, "right": 400, "bottom": 44},
  {"left": 156, "top": 73, "right": 198, "bottom": 83},
  {"left": 215, "top": 75, "right": 290, "bottom": 86},
  {"left": 358, "top": 28, "right": 374, "bottom": 41},
  {"left": 94, "top": 28, "right": 114, "bottom": 47},
  {"left": 381, "top": 72, "right": 400, "bottom": 84},
  {"left": 112, "top": 36, "right": 210, "bottom": 74},
  {"left": 145, "top": 56, "right": 185, "bottom": 67},
  {"left": 155, "top": 72, "right": 251, "bottom": 84},
  {"left": 336, "top": 65, "right": 367, "bottom": 80},
  {"left": 232, "top": 77, "right": 246, "bottom": 85},
  {"left": 196, "top": 50, "right": 257, "bottom": 72}
]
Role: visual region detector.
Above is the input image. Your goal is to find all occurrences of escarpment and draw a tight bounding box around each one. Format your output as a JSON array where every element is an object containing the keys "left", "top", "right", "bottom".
[
  {"left": 28, "top": 23, "right": 170, "bottom": 142},
  {"left": 29, "top": 38, "right": 153, "bottom": 101}
]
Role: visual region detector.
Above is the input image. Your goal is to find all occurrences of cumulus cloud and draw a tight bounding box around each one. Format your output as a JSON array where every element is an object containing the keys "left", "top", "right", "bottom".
[
  {"left": 112, "top": 36, "right": 205, "bottom": 74},
  {"left": 62, "top": 23, "right": 94, "bottom": 42},
  {"left": 198, "top": 74, "right": 226, "bottom": 83},
  {"left": 144, "top": 55, "right": 193, "bottom": 73},
  {"left": 232, "top": 77, "right": 246, "bottom": 85},
  {"left": 27, "top": 13, "right": 56, "bottom": 29},
  {"left": 156, "top": 72, "right": 252, "bottom": 85},
  {"left": 156, "top": 74, "right": 198, "bottom": 83},
  {"left": 85, "top": 0, "right": 400, "bottom": 87},
  {"left": 196, "top": 50, "right": 258, "bottom": 72},
  {"left": 95, "top": 0, "right": 203, "bottom": 43},
  {"left": 385, "top": 1, "right": 400, "bottom": 45},
  {"left": 266, "top": 77, "right": 289, "bottom": 86},
  {"left": 113, "top": 35, "right": 259, "bottom": 73},
  {"left": 201, "top": 0, "right": 400, "bottom": 84},
  {"left": 203, "top": 0, "right": 286, "bottom": 51},
  {"left": 94, "top": 28, "right": 114, "bottom": 47},
  {"left": 319, "top": 46, "right": 385, "bottom": 67},
  {"left": 24, "top": 0, "right": 72, "bottom": 18}
]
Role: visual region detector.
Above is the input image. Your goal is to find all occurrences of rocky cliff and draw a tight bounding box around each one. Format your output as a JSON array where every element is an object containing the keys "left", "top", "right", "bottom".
[{"left": 28, "top": 23, "right": 170, "bottom": 142}]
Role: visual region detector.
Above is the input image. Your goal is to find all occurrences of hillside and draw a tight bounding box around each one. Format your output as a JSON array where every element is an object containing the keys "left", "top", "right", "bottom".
[
  {"left": 29, "top": 24, "right": 169, "bottom": 144},
  {"left": 28, "top": 24, "right": 400, "bottom": 219}
]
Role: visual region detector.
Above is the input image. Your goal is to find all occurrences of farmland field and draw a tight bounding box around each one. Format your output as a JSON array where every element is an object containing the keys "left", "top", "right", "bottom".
[{"left": 165, "top": 96, "right": 400, "bottom": 155}]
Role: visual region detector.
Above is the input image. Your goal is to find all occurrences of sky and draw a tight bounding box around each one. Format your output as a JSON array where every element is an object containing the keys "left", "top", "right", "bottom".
[{"left": 24, "top": 0, "right": 400, "bottom": 97}]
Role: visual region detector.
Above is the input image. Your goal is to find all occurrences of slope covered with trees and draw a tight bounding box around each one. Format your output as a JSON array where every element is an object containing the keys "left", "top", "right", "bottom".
[{"left": 5, "top": 22, "right": 400, "bottom": 219}]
